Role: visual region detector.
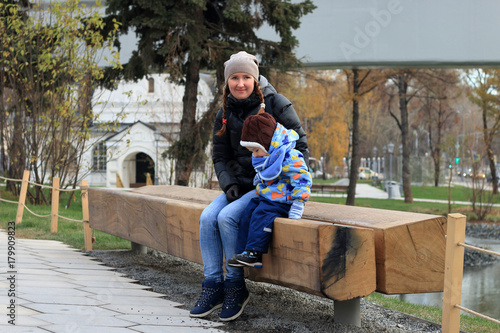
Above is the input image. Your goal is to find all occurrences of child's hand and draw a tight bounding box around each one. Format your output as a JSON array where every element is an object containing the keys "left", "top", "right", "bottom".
[{"left": 288, "top": 201, "right": 304, "bottom": 219}]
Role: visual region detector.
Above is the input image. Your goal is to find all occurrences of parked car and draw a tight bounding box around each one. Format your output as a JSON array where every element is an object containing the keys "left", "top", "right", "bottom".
[
  {"left": 359, "top": 167, "right": 377, "bottom": 180},
  {"left": 474, "top": 171, "right": 486, "bottom": 179}
]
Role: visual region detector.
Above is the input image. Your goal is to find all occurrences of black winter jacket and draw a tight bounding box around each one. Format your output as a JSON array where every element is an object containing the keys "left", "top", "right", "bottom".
[{"left": 212, "top": 76, "right": 309, "bottom": 194}]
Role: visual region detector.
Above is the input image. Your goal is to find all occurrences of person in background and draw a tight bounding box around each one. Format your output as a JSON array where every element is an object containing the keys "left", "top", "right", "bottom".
[{"left": 189, "top": 51, "right": 309, "bottom": 321}]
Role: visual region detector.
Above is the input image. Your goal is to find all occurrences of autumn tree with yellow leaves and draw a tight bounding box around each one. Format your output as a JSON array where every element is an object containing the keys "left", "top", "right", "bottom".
[{"left": 271, "top": 70, "right": 349, "bottom": 178}]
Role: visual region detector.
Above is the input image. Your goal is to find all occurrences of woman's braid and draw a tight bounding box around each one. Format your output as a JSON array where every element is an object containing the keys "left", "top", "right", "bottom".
[{"left": 215, "top": 85, "right": 231, "bottom": 136}]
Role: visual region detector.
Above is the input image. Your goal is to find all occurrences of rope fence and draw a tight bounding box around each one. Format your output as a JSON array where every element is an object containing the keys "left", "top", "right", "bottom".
[
  {"left": 0, "top": 198, "right": 20, "bottom": 205},
  {"left": 0, "top": 175, "right": 21, "bottom": 205},
  {"left": 457, "top": 242, "right": 500, "bottom": 257},
  {"left": 26, "top": 180, "right": 54, "bottom": 189},
  {"left": 0, "top": 170, "right": 93, "bottom": 251},
  {"left": 0, "top": 176, "right": 22, "bottom": 182},
  {"left": 22, "top": 205, "right": 51, "bottom": 219},
  {"left": 442, "top": 213, "right": 500, "bottom": 332}
]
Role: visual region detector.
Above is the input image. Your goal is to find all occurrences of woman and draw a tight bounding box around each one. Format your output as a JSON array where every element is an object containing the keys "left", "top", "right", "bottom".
[{"left": 190, "top": 51, "right": 309, "bottom": 322}]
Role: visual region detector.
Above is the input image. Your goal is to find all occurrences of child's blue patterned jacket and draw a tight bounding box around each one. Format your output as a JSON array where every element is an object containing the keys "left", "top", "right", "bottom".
[{"left": 253, "top": 123, "right": 312, "bottom": 204}]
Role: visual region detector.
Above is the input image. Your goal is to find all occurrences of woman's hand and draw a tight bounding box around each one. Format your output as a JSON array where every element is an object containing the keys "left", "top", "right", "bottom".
[{"left": 225, "top": 184, "right": 241, "bottom": 202}]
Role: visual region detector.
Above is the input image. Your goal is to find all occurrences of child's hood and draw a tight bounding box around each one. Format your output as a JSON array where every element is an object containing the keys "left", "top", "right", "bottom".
[{"left": 268, "top": 123, "right": 299, "bottom": 154}]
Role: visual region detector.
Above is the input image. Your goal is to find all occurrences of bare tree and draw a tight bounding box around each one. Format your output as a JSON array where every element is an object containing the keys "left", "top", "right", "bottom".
[
  {"left": 384, "top": 70, "right": 421, "bottom": 203},
  {"left": 417, "top": 69, "right": 460, "bottom": 186},
  {"left": 343, "top": 69, "right": 382, "bottom": 206},
  {"left": 466, "top": 69, "right": 500, "bottom": 195}
]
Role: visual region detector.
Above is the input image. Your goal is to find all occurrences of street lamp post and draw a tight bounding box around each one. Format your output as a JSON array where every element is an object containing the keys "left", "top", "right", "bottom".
[
  {"left": 399, "top": 144, "right": 403, "bottom": 195},
  {"left": 382, "top": 145, "right": 387, "bottom": 188},
  {"left": 387, "top": 142, "right": 394, "bottom": 199},
  {"left": 154, "top": 130, "right": 161, "bottom": 185}
]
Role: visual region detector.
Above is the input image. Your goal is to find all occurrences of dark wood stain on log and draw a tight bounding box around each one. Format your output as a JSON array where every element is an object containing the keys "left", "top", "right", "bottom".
[{"left": 321, "top": 227, "right": 351, "bottom": 290}]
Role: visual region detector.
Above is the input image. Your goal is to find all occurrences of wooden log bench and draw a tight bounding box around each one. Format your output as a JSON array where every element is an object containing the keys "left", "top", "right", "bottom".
[
  {"left": 310, "top": 183, "right": 348, "bottom": 193},
  {"left": 88, "top": 185, "right": 447, "bottom": 326}
]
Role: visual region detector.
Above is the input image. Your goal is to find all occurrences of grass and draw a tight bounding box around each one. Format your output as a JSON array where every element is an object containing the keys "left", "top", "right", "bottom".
[
  {"left": 0, "top": 188, "right": 130, "bottom": 251},
  {"left": 311, "top": 178, "right": 500, "bottom": 221},
  {"left": 314, "top": 177, "right": 500, "bottom": 204},
  {"left": 1, "top": 183, "right": 499, "bottom": 332},
  {"left": 366, "top": 293, "right": 500, "bottom": 333},
  {"left": 311, "top": 196, "right": 461, "bottom": 215},
  {"left": 411, "top": 183, "right": 500, "bottom": 204}
]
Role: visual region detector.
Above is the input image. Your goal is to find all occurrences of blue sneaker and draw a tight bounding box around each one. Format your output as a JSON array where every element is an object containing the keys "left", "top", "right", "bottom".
[
  {"left": 227, "top": 255, "right": 244, "bottom": 267},
  {"left": 189, "top": 280, "right": 223, "bottom": 318},
  {"left": 235, "top": 250, "right": 263, "bottom": 268},
  {"left": 219, "top": 279, "right": 250, "bottom": 321}
]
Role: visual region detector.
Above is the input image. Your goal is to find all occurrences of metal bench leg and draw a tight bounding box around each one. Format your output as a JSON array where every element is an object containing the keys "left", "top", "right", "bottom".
[
  {"left": 131, "top": 242, "right": 147, "bottom": 254},
  {"left": 334, "top": 298, "right": 361, "bottom": 327}
]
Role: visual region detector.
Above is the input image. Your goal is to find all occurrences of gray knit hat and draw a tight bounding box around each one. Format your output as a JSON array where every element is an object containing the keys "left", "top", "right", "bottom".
[{"left": 224, "top": 51, "right": 259, "bottom": 82}]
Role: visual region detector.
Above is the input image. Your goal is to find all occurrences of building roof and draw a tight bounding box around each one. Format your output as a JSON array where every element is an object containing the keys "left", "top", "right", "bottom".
[{"left": 92, "top": 73, "right": 213, "bottom": 124}]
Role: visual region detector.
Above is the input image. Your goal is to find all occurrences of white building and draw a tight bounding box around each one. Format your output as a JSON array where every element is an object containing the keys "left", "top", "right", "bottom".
[{"left": 82, "top": 73, "right": 214, "bottom": 188}]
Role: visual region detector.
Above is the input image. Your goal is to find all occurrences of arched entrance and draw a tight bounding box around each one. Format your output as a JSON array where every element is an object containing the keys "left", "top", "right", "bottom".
[{"left": 131, "top": 152, "right": 154, "bottom": 187}]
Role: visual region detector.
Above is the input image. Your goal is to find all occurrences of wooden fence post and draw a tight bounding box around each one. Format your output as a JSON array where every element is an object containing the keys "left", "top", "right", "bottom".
[
  {"left": 15, "top": 170, "right": 30, "bottom": 225},
  {"left": 50, "top": 177, "right": 60, "bottom": 233},
  {"left": 81, "top": 180, "right": 92, "bottom": 251},
  {"left": 442, "top": 213, "right": 466, "bottom": 333}
]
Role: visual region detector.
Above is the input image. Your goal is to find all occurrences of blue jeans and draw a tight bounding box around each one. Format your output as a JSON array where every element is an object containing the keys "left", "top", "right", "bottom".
[{"left": 199, "top": 190, "right": 258, "bottom": 283}]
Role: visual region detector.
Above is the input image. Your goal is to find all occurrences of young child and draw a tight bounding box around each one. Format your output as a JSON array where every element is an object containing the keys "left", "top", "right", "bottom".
[{"left": 228, "top": 110, "right": 312, "bottom": 268}]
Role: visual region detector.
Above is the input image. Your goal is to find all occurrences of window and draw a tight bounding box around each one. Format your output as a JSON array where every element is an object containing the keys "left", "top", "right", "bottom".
[
  {"left": 148, "top": 78, "right": 154, "bottom": 93},
  {"left": 93, "top": 141, "right": 107, "bottom": 171}
]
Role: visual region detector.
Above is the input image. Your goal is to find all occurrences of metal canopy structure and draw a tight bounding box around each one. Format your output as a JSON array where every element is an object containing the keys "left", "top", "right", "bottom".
[
  {"left": 258, "top": 0, "right": 500, "bottom": 68},
  {"left": 45, "top": 0, "right": 500, "bottom": 69}
]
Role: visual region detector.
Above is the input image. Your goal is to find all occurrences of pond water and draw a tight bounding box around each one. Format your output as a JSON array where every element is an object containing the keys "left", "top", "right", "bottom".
[{"left": 385, "top": 237, "right": 500, "bottom": 319}]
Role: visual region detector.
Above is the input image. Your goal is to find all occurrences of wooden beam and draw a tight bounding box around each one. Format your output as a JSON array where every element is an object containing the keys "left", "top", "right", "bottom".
[
  {"left": 88, "top": 187, "right": 376, "bottom": 301},
  {"left": 441, "top": 213, "right": 466, "bottom": 333},
  {"left": 248, "top": 218, "right": 376, "bottom": 300},
  {"left": 82, "top": 180, "right": 92, "bottom": 252},
  {"left": 50, "top": 177, "right": 60, "bottom": 233},
  {"left": 15, "top": 170, "right": 30, "bottom": 225},
  {"left": 304, "top": 202, "right": 447, "bottom": 294},
  {"left": 131, "top": 185, "right": 447, "bottom": 294}
]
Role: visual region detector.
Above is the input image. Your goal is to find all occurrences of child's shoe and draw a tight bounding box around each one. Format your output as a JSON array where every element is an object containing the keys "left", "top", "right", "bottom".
[
  {"left": 219, "top": 279, "right": 250, "bottom": 321},
  {"left": 227, "top": 256, "right": 244, "bottom": 267},
  {"left": 189, "top": 280, "right": 223, "bottom": 318},
  {"left": 234, "top": 250, "right": 263, "bottom": 268}
]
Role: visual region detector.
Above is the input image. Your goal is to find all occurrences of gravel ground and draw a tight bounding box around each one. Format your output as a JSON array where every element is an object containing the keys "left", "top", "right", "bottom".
[
  {"left": 87, "top": 223, "right": 499, "bottom": 333},
  {"left": 88, "top": 249, "right": 441, "bottom": 333},
  {"left": 466, "top": 222, "right": 500, "bottom": 240},
  {"left": 465, "top": 222, "right": 500, "bottom": 266}
]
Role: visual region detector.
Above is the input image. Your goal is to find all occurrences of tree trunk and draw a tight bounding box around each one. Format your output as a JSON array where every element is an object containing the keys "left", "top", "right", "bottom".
[
  {"left": 483, "top": 110, "right": 498, "bottom": 195},
  {"left": 433, "top": 151, "right": 440, "bottom": 187},
  {"left": 8, "top": 109, "right": 26, "bottom": 195},
  {"left": 397, "top": 75, "right": 413, "bottom": 203},
  {"left": 175, "top": 57, "right": 200, "bottom": 186},
  {"left": 487, "top": 146, "right": 498, "bottom": 194},
  {"left": 346, "top": 69, "right": 360, "bottom": 206}
]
